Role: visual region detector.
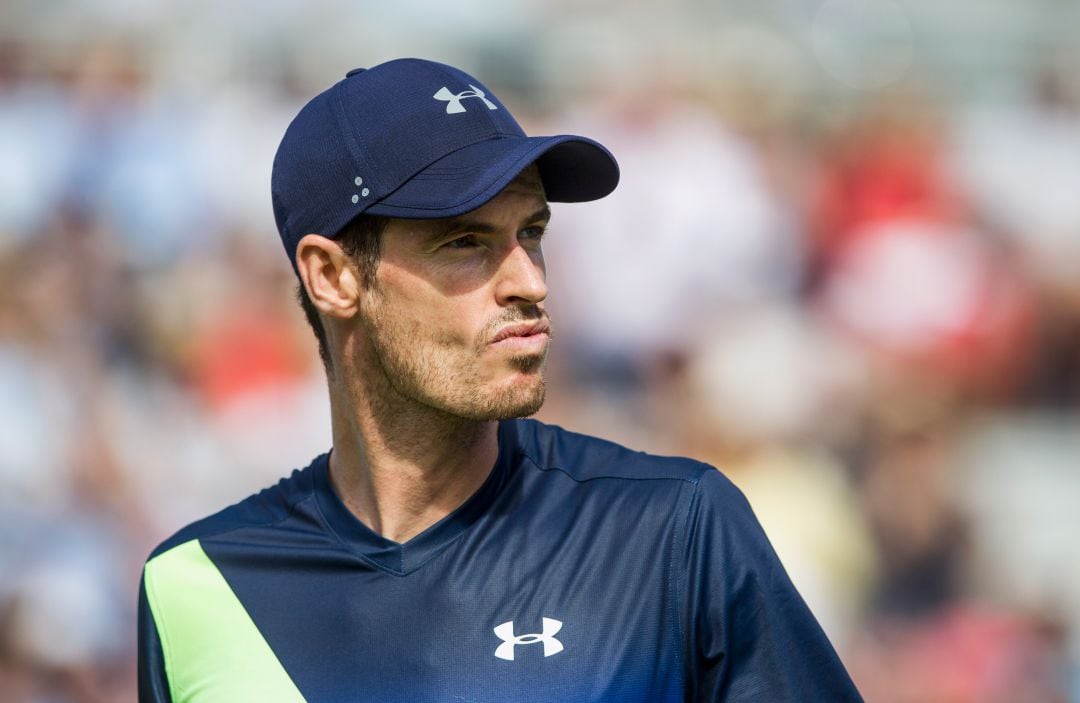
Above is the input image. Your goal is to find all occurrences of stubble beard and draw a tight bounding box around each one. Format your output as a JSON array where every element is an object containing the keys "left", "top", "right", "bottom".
[{"left": 358, "top": 303, "right": 550, "bottom": 422}]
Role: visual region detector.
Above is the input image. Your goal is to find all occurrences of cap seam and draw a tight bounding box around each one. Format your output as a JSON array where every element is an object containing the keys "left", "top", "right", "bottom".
[
  {"left": 331, "top": 82, "right": 379, "bottom": 198},
  {"left": 365, "top": 134, "right": 516, "bottom": 208},
  {"left": 372, "top": 138, "right": 558, "bottom": 213}
]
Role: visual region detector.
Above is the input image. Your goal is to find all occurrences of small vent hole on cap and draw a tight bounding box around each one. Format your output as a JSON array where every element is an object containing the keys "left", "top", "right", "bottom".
[{"left": 361, "top": 188, "right": 370, "bottom": 197}]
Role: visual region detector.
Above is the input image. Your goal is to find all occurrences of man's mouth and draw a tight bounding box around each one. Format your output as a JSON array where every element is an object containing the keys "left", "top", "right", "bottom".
[
  {"left": 489, "top": 320, "right": 551, "bottom": 353},
  {"left": 490, "top": 320, "right": 550, "bottom": 343}
]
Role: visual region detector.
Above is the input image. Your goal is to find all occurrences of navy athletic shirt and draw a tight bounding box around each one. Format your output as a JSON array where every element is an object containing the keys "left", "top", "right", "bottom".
[{"left": 138, "top": 418, "right": 862, "bottom": 702}]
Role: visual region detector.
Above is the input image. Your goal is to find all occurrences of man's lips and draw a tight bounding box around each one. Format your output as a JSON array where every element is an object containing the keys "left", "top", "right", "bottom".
[{"left": 489, "top": 320, "right": 551, "bottom": 347}]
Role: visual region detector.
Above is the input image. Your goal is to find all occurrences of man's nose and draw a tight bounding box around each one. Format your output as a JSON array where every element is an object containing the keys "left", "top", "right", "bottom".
[{"left": 495, "top": 244, "right": 547, "bottom": 306}]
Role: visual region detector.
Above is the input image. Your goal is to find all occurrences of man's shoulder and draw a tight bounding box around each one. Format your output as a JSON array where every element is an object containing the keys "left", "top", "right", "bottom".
[
  {"left": 145, "top": 453, "right": 326, "bottom": 563},
  {"left": 509, "top": 418, "right": 716, "bottom": 485}
]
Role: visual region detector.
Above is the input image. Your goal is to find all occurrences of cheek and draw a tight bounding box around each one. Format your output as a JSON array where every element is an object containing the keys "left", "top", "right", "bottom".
[{"left": 369, "top": 278, "right": 479, "bottom": 350}]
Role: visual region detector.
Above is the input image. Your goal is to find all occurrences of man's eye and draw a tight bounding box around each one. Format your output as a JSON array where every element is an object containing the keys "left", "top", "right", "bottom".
[
  {"left": 520, "top": 226, "right": 546, "bottom": 241},
  {"left": 445, "top": 234, "right": 479, "bottom": 249}
]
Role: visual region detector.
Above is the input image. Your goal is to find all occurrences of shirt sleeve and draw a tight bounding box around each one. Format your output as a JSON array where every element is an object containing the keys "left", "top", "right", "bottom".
[
  {"left": 138, "top": 570, "right": 173, "bottom": 703},
  {"left": 681, "top": 468, "right": 863, "bottom": 702}
]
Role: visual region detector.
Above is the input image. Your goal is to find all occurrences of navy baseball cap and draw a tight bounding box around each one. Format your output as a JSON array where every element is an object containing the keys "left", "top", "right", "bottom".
[{"left": 271, "top": 58, "right": 620, "bottom": 270}]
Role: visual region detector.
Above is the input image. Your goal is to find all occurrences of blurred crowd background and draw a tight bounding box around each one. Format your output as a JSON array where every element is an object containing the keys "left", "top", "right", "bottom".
[{"left": 1, "top": 0, "right": 1079, "bottom": 700}]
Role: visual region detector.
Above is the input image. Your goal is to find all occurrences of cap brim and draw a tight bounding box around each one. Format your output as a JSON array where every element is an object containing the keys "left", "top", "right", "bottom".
[{"left": 365, "top": 135, "right": 619, "bottom": 219}]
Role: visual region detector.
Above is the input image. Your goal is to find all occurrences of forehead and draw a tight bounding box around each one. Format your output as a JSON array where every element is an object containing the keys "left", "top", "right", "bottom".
[
  {"left": 459, "top": 168, "right": 547, "bottom": 226},
  {"left": 467, "top": 164, "right": 546, "bottom": 213},
  {"left": 506, "top": 164, "right": 545, "bottom": 197}
]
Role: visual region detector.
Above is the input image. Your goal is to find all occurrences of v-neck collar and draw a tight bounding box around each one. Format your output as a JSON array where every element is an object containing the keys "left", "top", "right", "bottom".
[{"left": 313, "top": 421, "right": 513, "bottom": 575}]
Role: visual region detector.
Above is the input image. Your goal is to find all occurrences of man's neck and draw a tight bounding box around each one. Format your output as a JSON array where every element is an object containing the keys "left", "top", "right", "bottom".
[{"left": 325, "top": 376, "right": 500, "bottom": 544}]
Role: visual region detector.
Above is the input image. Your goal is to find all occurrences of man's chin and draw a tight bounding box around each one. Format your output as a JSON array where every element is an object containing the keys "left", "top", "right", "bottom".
[
  {"left": 507, "top": 386, "right": 546, "bottom": 419},
  {"left": 465, "top": 375, "right": 546, "bottom": 421}
]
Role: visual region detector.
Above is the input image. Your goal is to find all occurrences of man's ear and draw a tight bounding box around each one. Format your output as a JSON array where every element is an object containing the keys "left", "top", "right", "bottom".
[{"left": 295, "top": 234, "right": 361, "bottom": 319}]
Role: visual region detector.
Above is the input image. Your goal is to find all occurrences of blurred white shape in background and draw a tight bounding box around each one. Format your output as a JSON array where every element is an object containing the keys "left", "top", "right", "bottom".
[
  {"left": 687, "top": 305, "right": 866, "bottom": 442},
  {"left": 953, "top": 414, "right": 1080, "bottom": 656},
  {"left": 822, "top": 220, "right": 997, "bottom": 354},
  {"left": 0, "top": 85, "right": 76, "bottom": 249},
  {"left": 0, "top": 346, "right": 76, "bottom": 510},
  {"left": 548, "top": 102, "right": 798, "bottom": 361},
  {"left": 951, "top": 100, "right": 1080, "bottom": 288},
  {"left": 191, "top": 82, "right": 300, "bottom": 240}
]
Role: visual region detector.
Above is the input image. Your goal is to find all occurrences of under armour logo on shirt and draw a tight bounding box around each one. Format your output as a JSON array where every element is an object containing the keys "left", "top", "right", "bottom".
[
  {"left": 493, "top": 618, "right": 564, "bottom": 661},
  {"left": 433, "top": 85, "right": 498, "bottom": 114}
]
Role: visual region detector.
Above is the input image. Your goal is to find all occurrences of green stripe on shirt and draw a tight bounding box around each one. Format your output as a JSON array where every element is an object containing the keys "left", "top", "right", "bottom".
[{"left": 144, "top": 538, "right": 306, "bottom": 703}]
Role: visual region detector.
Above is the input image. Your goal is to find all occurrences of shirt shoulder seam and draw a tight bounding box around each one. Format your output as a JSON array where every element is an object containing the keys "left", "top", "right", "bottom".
[
  {"left": 517, "top": 445, "right": 706, "bottom": 486},
  {"left": 149, "top": 489, "right": 316, "bottom": 565}
]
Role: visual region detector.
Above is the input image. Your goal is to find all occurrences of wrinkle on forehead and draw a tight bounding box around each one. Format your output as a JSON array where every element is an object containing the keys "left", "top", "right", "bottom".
[{"left": 485, "top": 165, "right": 547, "bottom": 218}]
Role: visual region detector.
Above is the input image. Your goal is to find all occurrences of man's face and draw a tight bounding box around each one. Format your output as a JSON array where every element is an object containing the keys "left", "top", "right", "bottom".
[{"left": 354, "top": 168, "right": 552, "bottom": 420}]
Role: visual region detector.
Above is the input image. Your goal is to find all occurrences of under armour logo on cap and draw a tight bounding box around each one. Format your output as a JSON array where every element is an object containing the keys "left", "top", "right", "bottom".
[
  {"left": 433, "top": 85, "right": 498, "bottom": 114},
  {"left": 493, "top": 618, "right": 564, "bottom": 661}
]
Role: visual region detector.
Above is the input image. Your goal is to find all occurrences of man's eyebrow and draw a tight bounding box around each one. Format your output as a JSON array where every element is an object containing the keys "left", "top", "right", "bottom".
[
  {"left": 522, "top": 204, "right": 552, "bottom": 226},
  {"left": 428, "top": 204, "right": 552, "bottom": 240}
]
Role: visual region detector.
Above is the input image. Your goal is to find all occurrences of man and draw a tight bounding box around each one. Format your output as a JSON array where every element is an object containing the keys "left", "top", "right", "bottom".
[{"left": 138, "top": 58, "right": 862, "bottom": 702}]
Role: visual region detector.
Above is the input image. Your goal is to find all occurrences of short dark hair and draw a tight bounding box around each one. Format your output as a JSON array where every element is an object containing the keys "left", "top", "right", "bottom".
[{"left": 296, "top": 213, "right": 390, "bottom": 372}]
